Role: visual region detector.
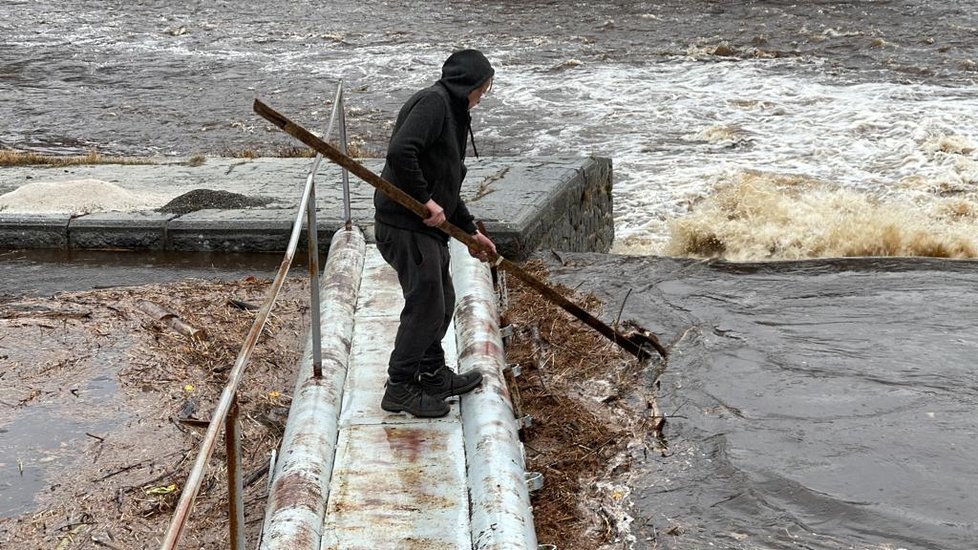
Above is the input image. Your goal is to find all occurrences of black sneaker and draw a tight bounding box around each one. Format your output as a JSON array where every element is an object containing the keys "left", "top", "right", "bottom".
[
  {"left": 418, "top": 366, "right": 483, "bottom": 400},
  {"left": 380, "top": 380, "right": 450, "bottom": 418}
]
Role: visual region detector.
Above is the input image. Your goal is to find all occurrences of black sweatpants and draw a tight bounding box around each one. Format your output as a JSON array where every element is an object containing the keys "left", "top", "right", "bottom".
[{"left": 374, "top": 222, "right": 455, "bottom": 384}]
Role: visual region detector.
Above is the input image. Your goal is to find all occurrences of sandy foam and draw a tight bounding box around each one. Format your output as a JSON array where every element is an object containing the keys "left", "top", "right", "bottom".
[
  {"left": 665, "top": 170, "right": 978, "bottom": 260},
  {"left": 0, "top": 179, "right": 167, "bottom": 215}
]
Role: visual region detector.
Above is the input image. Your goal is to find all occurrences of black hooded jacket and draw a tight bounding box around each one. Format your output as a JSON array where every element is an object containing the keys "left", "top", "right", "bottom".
[{"left": 375, "top": 49, "right": 494, "bottom": 240}]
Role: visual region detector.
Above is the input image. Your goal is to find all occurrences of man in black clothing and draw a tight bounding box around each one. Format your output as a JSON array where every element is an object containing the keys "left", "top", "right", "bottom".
[{"left": 374, "top": 49, "right": 497, "bottom": 418}]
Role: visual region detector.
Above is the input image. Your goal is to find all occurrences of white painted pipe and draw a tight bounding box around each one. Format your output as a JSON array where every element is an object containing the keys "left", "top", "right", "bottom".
[
  {"left": 451, "top": 240, "right": 539, "bottom": 549},
  {"left": 259, "top": 227, "right": 365, "bottom": 550}
]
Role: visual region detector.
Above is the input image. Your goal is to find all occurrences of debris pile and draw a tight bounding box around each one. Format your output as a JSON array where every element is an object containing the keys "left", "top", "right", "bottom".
[
  {"left": 0, "top": 277, "right": 308, "bottom": 548},
  {"left": 157, "top": 189, "right": 272, "bottom": 215},
  {"left": 502, "top": 260, "right": 665, "bottom": 549}
]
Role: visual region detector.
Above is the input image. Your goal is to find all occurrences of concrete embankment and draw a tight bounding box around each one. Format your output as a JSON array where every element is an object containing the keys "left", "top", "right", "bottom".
[{"left": 0, "top": 156, "right": 614, "bottom": 260}]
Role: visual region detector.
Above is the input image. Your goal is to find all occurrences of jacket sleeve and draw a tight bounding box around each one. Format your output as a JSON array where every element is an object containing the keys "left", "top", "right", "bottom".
[
  {"left": 385, "top": 93, "right": 446, "bottom": 204},
  {"left": 449, "top": 196, "right": 478, "bottom": 235}
]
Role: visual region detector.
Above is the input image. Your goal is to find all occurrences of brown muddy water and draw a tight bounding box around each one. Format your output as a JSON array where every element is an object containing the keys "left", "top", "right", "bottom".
[
  {"left": 0, "top": 250, "right": 291, "bottom": 518},
  {"left": 0, "top": 249, "right": 287, "bottom": 297},
  {"left": 542, "top": 252, "right": 978, "bottom": 549}
]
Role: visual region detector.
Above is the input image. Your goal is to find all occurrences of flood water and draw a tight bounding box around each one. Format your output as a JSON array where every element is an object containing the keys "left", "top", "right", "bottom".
[
  {"left": 2, "top": 1, "right": 978, "bottom": 548},
  {"left": 0, "top": 249, "right": 288, "bottom": 518},
  {"left": 0, "top": 249, "right": 286, "bottom": 297},
  {"left": 544, "top": 253, "right": 978, "bottom": 549}
]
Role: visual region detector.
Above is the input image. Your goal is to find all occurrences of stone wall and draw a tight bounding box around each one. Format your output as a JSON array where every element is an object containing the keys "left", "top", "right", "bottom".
[
  {"left": 480, "top": 157, "right": 614, "bottom": 260},
  {"left": 529, "top": 157, "right": 614, "bottom": 256}
]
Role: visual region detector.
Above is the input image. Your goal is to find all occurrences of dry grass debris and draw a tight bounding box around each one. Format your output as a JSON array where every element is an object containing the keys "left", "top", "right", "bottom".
[
  {"left": 501, "top": 261, "right": 666, "bottom": 549},
  {"left": 0, "top": 150, "right": 158, "bottom": 167}
]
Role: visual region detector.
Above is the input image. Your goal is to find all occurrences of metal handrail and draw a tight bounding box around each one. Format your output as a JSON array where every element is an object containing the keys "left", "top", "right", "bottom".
[
  {"left": 159, "top": 81, "right": 351, "bottom": 549},
  {"left": 308, "top": 81, "right": 352, "bottom": 377}
]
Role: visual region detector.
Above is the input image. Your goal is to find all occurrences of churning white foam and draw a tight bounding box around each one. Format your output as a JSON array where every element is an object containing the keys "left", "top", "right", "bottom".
[
  {"left": 259, "top": 45, "right": 978, "bottom": 259},
  {"left": 485, "top": 59, "right": 978, "bottom": 257}
]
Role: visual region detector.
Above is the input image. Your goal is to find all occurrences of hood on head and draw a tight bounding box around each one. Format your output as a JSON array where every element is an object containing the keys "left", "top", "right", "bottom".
[{"left": 439, "top": 49, "right": 494, "bottom": 102}]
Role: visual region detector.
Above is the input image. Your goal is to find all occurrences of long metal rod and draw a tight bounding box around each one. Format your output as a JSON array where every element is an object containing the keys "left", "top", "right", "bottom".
[
  {"left": 226, "top": 398, "right": 246, "bottom": 550},
  {"left": 337, "top": 86, "right": 352, "bottom": 227},
  {"left": 304, "top": 82, "right": 347, "bottom": 378},
  {"left": 306, "top": 183, "right": 323, "bottom": 378},
  {"left": 253, "top": 98, "right": 667, "bottom": 360}
]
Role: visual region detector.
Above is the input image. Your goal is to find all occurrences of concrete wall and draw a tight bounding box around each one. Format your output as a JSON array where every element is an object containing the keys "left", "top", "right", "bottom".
[{"left": 0, "top": 156, "right": 615, "bottom": 259}]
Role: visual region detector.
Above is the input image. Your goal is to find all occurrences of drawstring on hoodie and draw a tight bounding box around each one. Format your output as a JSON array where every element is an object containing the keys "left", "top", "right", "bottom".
[{"left": 468, "top": 123, "right": 480, "bottom": 158}]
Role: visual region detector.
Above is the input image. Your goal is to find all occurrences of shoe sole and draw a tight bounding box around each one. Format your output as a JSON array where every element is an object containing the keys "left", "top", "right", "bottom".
[{"left": 380, "top": 399, "right": 450, "bottom": 418}]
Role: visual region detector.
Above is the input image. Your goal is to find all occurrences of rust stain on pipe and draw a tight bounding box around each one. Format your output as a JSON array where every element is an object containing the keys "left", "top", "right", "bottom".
[
  {"left": 260, "top": 228, "right": 365, "bottom": 550},
  {"left": 451, "top": 240, "right": 538, "bottom": 548}
]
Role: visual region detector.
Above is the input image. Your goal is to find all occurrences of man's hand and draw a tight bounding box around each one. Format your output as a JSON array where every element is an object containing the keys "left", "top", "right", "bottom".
[
  {"left": 468, "top": 230, "right": 497, "bottom": 262},
  {"left": 424, "top": 199, "right": 446, "bottom": 227}
]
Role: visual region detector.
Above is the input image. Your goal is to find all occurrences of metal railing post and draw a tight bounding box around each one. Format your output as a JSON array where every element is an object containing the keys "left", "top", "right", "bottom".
[
  {"left": 226, "top": 398, "right": 246, "bottom": 550},
  {"left": 338, "top": 87, "right": 352, "bottom": 228},
  {"left": 308, "top": 80, "right": 349, "bottom": 379},
  {"left": 307, "top": 181, "right": 323, "bottom": 378}
]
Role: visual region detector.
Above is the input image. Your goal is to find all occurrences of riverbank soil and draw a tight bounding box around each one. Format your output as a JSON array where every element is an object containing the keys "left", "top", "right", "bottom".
[
  {"left": 501, "top": 261, "right": 666, "bottom": 549},
  {"left": 0, "top": 278, "right": 309, "bottom": 548}
]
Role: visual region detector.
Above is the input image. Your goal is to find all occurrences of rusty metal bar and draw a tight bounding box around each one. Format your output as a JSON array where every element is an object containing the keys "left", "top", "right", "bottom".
[
  {"left": 306, "top": 80, "right": 353, "bottom": 378},
  {"left": 306, "top": 183, "right": 323, "bottom": 378},
  {"left": 320, "top": 81, "right": 350, "bottom": 226},
  {"left": 334, "top": 84, "right": 352, "bottom": 227},
  {"left": 226, "top": 398, "right": 246, "bottom": 550}
]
